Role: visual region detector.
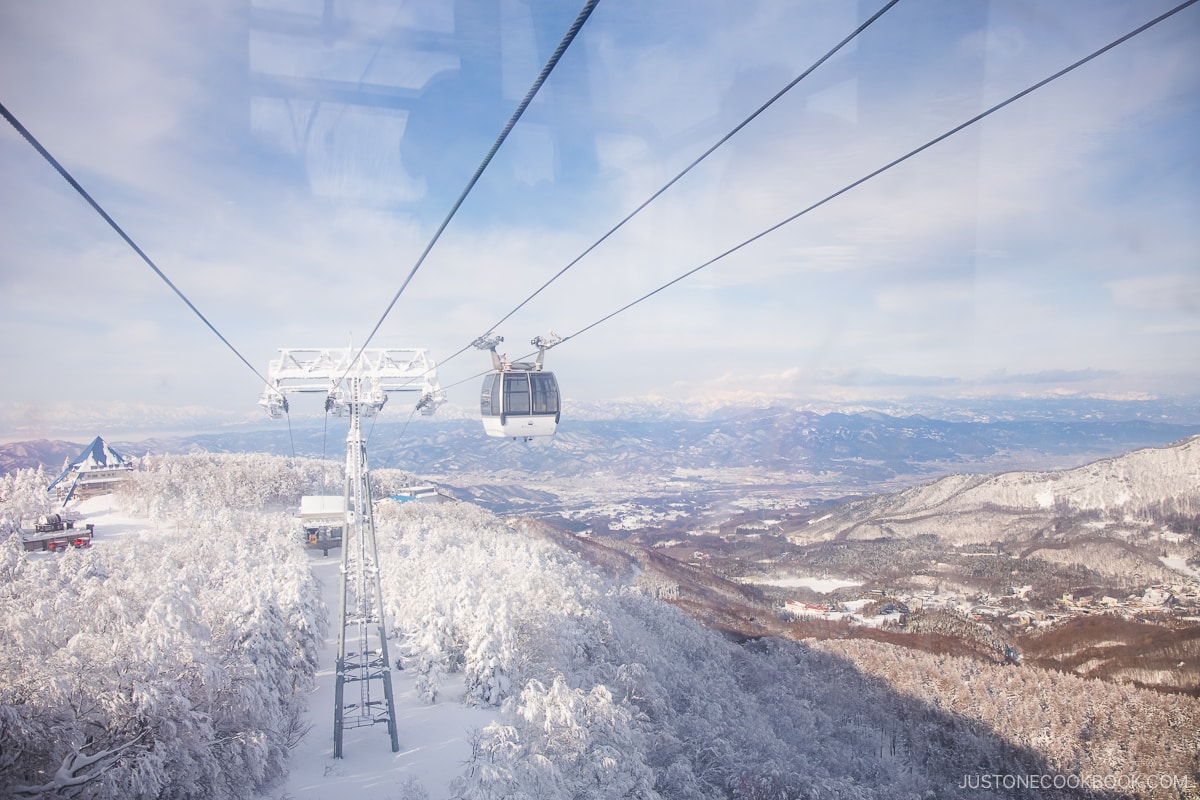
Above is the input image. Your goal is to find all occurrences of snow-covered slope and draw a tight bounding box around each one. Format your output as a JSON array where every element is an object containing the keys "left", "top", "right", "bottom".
[
  {"left": 890, "top": 434, "right": 1199, "bottom": 517},
  {"left": 801, "top": 436, "right": 1199, "bottom": 542},
  {"left": 2, "top": 453, "right": 1197, "bottom": 799}
]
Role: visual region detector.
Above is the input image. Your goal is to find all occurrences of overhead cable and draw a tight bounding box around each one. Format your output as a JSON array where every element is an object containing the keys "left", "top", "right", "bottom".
[
  {"left": 0, "top": 100, "right": 273, "bottom": 390},
  {"left": 439, "top": 0, "right": 903, "bottom": 369},
  {"left": 555, "top": 0, "right": 1200, "bottom": 348},
  {"left": 340, "top": 0, "right": 602, "bottom": 387}
]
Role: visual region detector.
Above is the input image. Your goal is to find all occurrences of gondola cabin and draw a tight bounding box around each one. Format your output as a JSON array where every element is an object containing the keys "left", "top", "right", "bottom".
[
  {"left": 480, "top": 368, "right": 560, "bottom": 438},
  {"left": 475, "top": 333, "right": 562, "bottom": 439}
]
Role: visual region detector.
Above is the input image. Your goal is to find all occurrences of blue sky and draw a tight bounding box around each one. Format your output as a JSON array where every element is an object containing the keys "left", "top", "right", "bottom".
[{"left": 1, "top": 0, "right": 1198, "bottom": 440}]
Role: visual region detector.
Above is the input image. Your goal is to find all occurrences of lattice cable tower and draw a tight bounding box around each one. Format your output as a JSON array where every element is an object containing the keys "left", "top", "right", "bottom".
[{"left": 259, "top": 348, "right": 443, "bottom": 757}]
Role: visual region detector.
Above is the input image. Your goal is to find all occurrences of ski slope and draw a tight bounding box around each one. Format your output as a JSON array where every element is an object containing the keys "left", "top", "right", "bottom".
[{"left": 281, "top": 553, "right": 499, "bottom": 800}]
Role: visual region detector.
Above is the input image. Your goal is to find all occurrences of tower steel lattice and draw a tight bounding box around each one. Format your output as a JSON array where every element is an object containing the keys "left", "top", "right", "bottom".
[{"left": 259, "top": 348, "right": 443, "bottom": 757}]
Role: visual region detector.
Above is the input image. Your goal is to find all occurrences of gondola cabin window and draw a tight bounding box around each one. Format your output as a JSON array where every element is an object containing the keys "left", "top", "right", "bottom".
[
  {"left": 505, "top": 374, "right": 530, "bottom": 414},
  {"left": 481, "top": 373, "right": 501, "bottom": 416},
  {"left": 530, "top": 372, "right": 558, "bottom": 414}
]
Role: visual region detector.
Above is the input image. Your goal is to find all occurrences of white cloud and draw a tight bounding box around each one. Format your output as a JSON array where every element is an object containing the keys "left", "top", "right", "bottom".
[
  {"left": 2, "top": 0, "right": 1197, "bottom": 438},
  {"left": 873, "top": 281, "right": 975, "bottom": 315},
  {"left": 1109, "top": 273, "right": 1200, "bottom": 314}
]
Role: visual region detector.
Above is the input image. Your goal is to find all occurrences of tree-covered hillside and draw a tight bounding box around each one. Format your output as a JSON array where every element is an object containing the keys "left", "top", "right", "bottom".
[
  {"left": 0, "top": 456, "right": 328, "bottom": 799},
  {"left": 2, "top": 454, "right": 1197, "bottom": 799}
]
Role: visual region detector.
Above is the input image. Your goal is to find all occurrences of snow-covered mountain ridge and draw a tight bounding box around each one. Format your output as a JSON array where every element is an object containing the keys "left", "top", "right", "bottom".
[
  {"left": 881, "top": 434, "right": 1195, "bottom": 518},
  {"left": 800, "top": 435, "right": 1199, "bottom": 545}
]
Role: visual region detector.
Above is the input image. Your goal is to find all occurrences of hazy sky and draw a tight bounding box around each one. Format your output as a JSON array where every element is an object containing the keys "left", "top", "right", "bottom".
[{"left": 2, "top": 0, "right": 1198, "bottom": 440}]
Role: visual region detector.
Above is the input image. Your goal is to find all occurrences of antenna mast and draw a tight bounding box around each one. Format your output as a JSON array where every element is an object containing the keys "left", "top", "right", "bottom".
[{"left": 260, "top": 347, "right": 442, "bottom": 757}]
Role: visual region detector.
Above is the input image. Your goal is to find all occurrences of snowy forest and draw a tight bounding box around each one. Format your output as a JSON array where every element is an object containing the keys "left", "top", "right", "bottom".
[
  {"left": 0, "top": 456, "right": 328, "bottom": 798},
  {"left": 2, "top": 453, "right": 1198, "bottom": 799}
]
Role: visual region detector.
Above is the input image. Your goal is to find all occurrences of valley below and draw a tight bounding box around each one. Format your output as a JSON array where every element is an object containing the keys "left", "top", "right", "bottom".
[{"left": 440, "top": 431, "right": 1200, "bottom": 700}]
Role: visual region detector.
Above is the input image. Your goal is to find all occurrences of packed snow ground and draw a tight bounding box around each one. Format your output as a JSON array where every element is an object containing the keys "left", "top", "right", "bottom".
[
  {"left": 1161, "top": 554, "right": 1200, "bottom": 582},
  {"left": 67, "top": 493, "right": 170, "bottom": 542},
  {"left": 733, "top": 574, "right": 862, "bottom": 593},
  {"left": 281, "top": 553, "right": 499, "bottom": 800}
]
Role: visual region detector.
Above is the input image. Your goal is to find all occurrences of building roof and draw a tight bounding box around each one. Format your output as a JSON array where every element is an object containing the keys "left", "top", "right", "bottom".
[
  {"left": 299, "top": 495, "right": 346, "bottom": 519},
  {"left": 47, "top": 436, "right": 133, "bottom": 490}
]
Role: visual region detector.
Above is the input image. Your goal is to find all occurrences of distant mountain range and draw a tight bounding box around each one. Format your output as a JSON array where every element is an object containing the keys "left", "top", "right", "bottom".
[
  {"left": 4, "top": 406, "right": 1197, "bottom": 499},
  {"left": 0, "top": 439, "right": 84, "bottom": 478}
]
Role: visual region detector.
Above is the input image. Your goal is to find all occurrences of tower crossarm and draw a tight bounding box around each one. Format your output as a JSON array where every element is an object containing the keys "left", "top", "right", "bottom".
[{"left": 259, "top": 347, "right": 440, "bottom": 417}]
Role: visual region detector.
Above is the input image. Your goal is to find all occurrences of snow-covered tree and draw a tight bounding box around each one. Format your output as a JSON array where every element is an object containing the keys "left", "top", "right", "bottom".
[{"left": 0, "top": 458, "right": 327, "bottom": 800}]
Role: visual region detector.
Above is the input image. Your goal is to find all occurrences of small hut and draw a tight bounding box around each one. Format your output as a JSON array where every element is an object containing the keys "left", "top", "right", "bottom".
[{"left": 299, "top": 495, "right": 345, "bottom": 554}]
